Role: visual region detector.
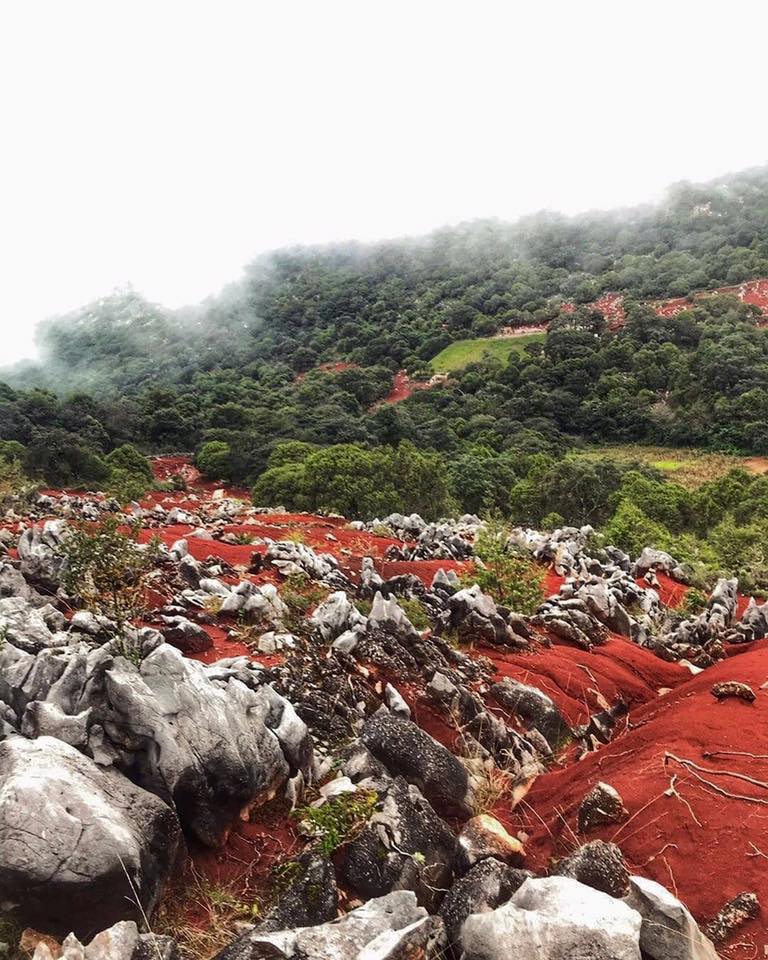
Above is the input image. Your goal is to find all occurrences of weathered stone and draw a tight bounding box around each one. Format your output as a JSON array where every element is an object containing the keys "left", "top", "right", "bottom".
[
  {"left": 457, "top": 815, "right": 525, "bottom": 872},
  {"left": 578, "top": 781, "right": 628, "bottom": 832},
  {"left": 343, "top": 777, "right": 457, "bottom": 913},
  {"left": 213, "top": 891, "right": 428, "bottom": 960},
  {"left": 0, "top": 736, "right": 180, "bottom": 939},
  {"left": 553, "top": 840, "right": 630, "bottom": 898},
  {"left": 459, "top": 875, "right": 642, "bottom": 959},
  {"left": 624, "top": 875, "right": 719, "bottom": 960},
  {"left": 360, "top": 711, "right": 474, "bottom": 815},
  {"left": 439, "top": 858, "right": 531, "bottom": 956},
  {"left": 490, "top": 678, "right": 571, "bottom": 750}
]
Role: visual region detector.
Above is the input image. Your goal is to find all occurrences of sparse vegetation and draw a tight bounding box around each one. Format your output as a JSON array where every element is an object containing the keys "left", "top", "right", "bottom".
[
  {"left": 156, "top": 869, "right": 261, "bottom": 960},
  {"left": 472, "top": 766, "right": 515, "bottom": 815},
  {"left": 397, "top": 597, "right": 431, "bottom": 630},
  {"left": 280, "top": 573, "right": 332, "bottom": 632},
  {"left": 467, "top": 518, "right": 544, "bottom": 614},
  {"left": 56, "top": 517, "right": 162, "bottom": 632},
  {"left": 581, "top": 444, "right": 764, "bottom": 489},
  {"left": 293, "top": 789, "right": 378, "bottom": 856}
]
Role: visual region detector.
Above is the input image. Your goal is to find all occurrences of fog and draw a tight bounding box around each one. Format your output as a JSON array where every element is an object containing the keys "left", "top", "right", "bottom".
[{"left": 0, "top": 0, "right": 766, "bottom": 363}]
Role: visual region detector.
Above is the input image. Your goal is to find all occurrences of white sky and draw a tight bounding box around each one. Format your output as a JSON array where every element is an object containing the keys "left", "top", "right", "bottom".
[{"left": 0, "top": 0, "right": 766, "bottom": 364}]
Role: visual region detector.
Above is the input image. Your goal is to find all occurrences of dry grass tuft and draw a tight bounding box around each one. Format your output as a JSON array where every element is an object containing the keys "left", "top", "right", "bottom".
[{"left": 154, "top": 867, "right": 261, "bottom": 960}]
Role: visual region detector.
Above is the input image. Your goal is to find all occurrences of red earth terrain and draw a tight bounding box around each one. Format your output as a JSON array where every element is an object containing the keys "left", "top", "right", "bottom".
[
  {"left": 129, "top": 459, "right": 768, "bottom": 951},
  {"left": 569, "top": 276, "right": 768, "bottom": 330}
]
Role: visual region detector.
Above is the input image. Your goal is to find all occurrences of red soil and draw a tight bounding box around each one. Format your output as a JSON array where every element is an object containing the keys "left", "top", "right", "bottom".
[
  {"left": 503, "top": 645, "right": 768, "bottom": 955},
  {"left": 646, "top": 571, "right": 689, "bottom": 609},
  {"left": 562, "top": 276, "right": 768, "bottom": 333},
  {"left": 590, "top": 292, "right": 626, "bottom": 329},
  {"left": 294, "top": 361, "right": 360, "bottom": 383},
  {"left": 151, "top": 456, "right": 202, "bottom": 485},
  {"left": 379, "top": 558, "right": 470, "bottom": 582},
  {"left": 186, "top": 797, "right": 301, "bottom": 892},
  {"left": 378, "top": 370, "right": 432, "bottom": 406},
  {"left": 486, "top": 636, "right": 688, "bottom": 728},
  {"left": 125, "top": 460, "right": 766, "bottom": 947}
]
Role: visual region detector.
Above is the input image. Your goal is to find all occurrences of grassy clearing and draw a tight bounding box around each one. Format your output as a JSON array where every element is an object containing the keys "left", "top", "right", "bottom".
[
  {"left": 429, "top": 333, "right": 545, "bottom": 373},
  {"left": 580, "top": 444, "right": 767, "bottom": 489}
]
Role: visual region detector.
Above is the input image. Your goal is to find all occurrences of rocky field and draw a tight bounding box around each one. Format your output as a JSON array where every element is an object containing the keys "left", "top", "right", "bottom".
[{"left": 0, "top": 456, "right": 766, "bottom": 959}]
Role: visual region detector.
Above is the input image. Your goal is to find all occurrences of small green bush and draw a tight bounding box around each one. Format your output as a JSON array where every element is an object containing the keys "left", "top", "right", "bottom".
[
  {"left": 467, "top": 517, "right": 543, "bottom": 614},
  {"left": 293, "top": 789, "right": 378, "bottom": 855}
]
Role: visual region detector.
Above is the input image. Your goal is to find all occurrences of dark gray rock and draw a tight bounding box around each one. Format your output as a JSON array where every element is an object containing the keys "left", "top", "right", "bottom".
[
  {"left": 343, "top": 777, "right": 457, "bottom": 913},
  {"left": 360, "top": 711, "right": 474, "bottom": 815},
  {"left": 490, "top": 678, "right": 571, "bottom": 750},
  {"left": 216, "top": 852, "right": 337, "bottom": 958},
  {"left": 439, "top": 858, "right": 531, "bottom": 956},
  {"left": 577, "top": 782, "right": 628, "bottom": 832},
  {"left": 553, "top": 840, "right": 630, "bottom": 897},
  {"left": 160, "top": 615, "right": 213, "bottom": 653}
]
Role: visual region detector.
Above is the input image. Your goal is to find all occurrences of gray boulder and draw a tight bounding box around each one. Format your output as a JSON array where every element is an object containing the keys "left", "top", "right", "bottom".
[
  {"left": 0, "top": 640, "right": 313, "bottom": 847},
  {"left": 0, "top": 597, "right": 62, "bottom": 652},
  {"left": 440, "top": 858, "right": 530, "bottom": 956},
  {"left": 0, "top": 736, "right": 180, "bottom": 939},
  {"left": 490, "top": 679, "right": 571, "bottom": 750},
  {"left": 160, "top": 615, "right": 212, "bottom": 653},
  {"left": 624, "top": 875, "right": 719, "bottom": 960},
  {"left": 100, "top": 645, "right": 310, "bottom": 845},
  {"left": 17, "top": 520, "right": 68, "bottom": 587},
  {"left": 344, "top": 777, "right": 457, "bottom": 913},
  {"left": 553, "top": 840, "right": 630, "bottom": 898},
  {"left": 459, "top": 875, "right": 642, "bottom": 959},
  {"left": 213, "top": 890, "right": 431, "bottom": 960}
]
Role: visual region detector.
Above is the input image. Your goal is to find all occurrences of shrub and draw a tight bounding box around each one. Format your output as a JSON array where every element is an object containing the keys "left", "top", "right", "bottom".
[
  {"left": 601, "top": 501, "right": 671, "bottom": 559},
  {"left": 398, "top": 597, "right": 431, "bottom": 630},
  {"left": 196, "top": 440, "right": 232, "bottom": 480},
  {"left": 468, "top": 518, "right": 543, "bottom": 614},
  {"left": 0, "top": 440, "right": 26, "bottom": 463},
  {"left": 104, "top": 443, "right": 153, "bottom": 481},
  {"left": 57, "top": 516, "right": 161, "bottom": 631}
]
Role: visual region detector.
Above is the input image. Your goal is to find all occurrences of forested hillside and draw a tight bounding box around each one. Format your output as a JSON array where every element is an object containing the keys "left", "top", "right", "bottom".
[{"left": 2, "top": 165, "right": 768, "bottom": 587}]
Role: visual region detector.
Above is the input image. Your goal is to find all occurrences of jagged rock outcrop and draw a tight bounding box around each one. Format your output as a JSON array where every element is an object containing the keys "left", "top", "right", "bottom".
[
  {"left": 0, "top": 638, "right": 312, "bottom": 846},
  {"left": 266, "top": 541, "right": 350, "bottom": 588},
  {"left": 17, "top": 520, "right": 68, "bottom": 588},
  {"left": 440, "top": 583, "right": 528, "bottom": 648}
]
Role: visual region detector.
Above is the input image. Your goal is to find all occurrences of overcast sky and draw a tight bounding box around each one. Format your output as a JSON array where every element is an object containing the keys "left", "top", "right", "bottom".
[{"left": 1, "top": 0, "right": 766, "bottom": 364}]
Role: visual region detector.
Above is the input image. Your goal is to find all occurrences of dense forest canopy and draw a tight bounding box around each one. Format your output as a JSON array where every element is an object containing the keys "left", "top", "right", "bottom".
[{"left": 2, "top": 165, "right": 768, "bottom": 585}]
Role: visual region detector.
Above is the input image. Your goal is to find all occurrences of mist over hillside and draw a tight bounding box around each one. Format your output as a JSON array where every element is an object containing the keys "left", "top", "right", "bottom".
[{"left": 7, "top": 164, "right": 768, "bottom": 397}]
